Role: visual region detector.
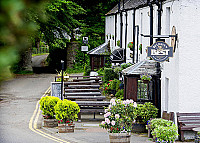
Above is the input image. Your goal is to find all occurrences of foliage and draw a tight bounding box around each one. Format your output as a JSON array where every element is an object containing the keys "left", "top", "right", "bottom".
[
  {"left": 152, "top": 124, "right": 178, "bottom": 143},
  {"left": 103, "top": 68, "right": 118, "bottom": 83},
  {"left": 39, "top": 96, "right": 60, "bottom": 118},
  {"left": 100, "top": 99, "right": 137, "bottom": 133},
  {"left": 66, "top": 63, "right": 84, "bottom": 74},
  {"left": 114, "top": 66, "right": 122, "bottom": 75},
  {"left": 97, "top": 68, "right": 104, "bottom": 76},
  {"left": 109, "top": 79, "right": 121, "bottom": 91},
  {"left": 117, "top": 40, "right": 120, "bottom": 47},
  {"left": 115, "top": 89, "right": 124, "bottom": 99},
  {"left": 134, "top": 102, "right": 158, "bottom": 124},
  {"left": 140, "top": 73, "right": 152, "bottom": 81},
  {"left": 127, "top": 42, "right": 133, "bottom": 48},
  {"left": 0, "top": 0, "right": 46, "bottom": 82},
  {"left": 83, "top": 63, "right": 91, "bottom": 76},
  {"left": 56, "top": 71, "right": 69, "bottom": 82},
  {"left": 149, "top": 118, "right": 174, "bottom": 132},
  {"left": 54, "top": 99, "right": 80, "bottom": 122},
  {"left": 120, "top": 63, "right": 132, "bottom": 70},
  {"left": 139, "top": 44, "right": 142, "bottom": 53}
]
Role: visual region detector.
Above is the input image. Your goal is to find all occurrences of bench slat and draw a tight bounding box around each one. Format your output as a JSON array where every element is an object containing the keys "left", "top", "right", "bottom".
[
  {"left": 66, "top": 96, "right": 106, "bottom": 100},
  {"left": 65, "top": 92, "right": 101, "bottom": 96},
  {"left": 66, "top": 85, "right": 100, "bottom": 89},
  {"left": 75, "top": 101, "right": 110, "bottom": 106},
  {"left": 80, "top": 109, "right": 104, "bottom": 113},
  {"left": 177, "top": 113, "right": 200, "bottom": 116},
  {"left": 180, "top": 125, "right": 200, "bottom": 130},
  {"left": 178, "top": 117, "right": 200, "bottom": 121}
]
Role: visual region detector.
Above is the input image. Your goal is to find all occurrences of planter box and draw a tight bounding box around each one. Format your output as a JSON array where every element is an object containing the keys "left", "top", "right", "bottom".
[
  {"left": 109, "top": 133, "right": 131, "bottom": 143},
  {"left": 43, "top": 119, "right": 58, "bottom": 128},
  {"left": 58, "top": 123, "right": 75, "bottom": 133}
]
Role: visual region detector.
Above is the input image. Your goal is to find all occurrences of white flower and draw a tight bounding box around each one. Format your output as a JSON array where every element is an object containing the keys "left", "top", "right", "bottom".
[
  {"left": 108, "top": 105, "right": 112, "bottom": 109},
  {"left": 105, "top": 109, "right": 108, "bottom": 113},
  {"left": 111, "top": 120, "right": 115, "bottom": 126},
  {"left": 130, "top": 99, "right": 134, "bottom": 104},
  {"left": 112, "top": 101, "right": 116, "bottom": 106},
  {"left": 110, "top": 98, "right": 115, "bottom": 103},
  {"left": 126, "top": 99, "right": 130, "bottom": 104},
  {"left": 115, "top": 114, "right": 120, "bottom": 119},
  {"left": 105, "top": 118, "right": 110, "bottom": 124},
  {"left": 134, "top": 102, "right": 137, "bottom": 107},
  {"left": 104, "top": 112, "right": 111, "bottom": 118}
]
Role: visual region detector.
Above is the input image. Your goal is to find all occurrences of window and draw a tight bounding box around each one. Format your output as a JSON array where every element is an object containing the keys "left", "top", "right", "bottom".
[{"left": 137, "top": 80, "right": 153, "bottom": 103}]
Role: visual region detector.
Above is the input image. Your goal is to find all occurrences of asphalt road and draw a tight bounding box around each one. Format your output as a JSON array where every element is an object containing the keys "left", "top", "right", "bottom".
[
  {"left": 0, "top": 74, "right": 56, "bottom": 143},
  {"left": 32, "top": 54, "right": 49, "bottom": 67}
]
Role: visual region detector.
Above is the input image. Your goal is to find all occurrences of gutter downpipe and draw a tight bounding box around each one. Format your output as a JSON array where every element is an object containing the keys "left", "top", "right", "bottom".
[
  {"left": 156, "top": 0, "right": 162, "bottom": 118},
  {"left": 124, "top": 11, "right": 128, "bottom": 63},
  {"left": 132, "top": 9, "right": 135, "bottom": 63}
]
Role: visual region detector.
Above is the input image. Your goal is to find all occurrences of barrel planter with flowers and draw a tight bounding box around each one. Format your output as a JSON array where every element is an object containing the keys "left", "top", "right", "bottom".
[
  {"left": 54, "top": 99, "right": 80, "bottom": 133},
  {"left": 100, "top": 99, "right": 137, "bottom": 143},
  {"left": 39, "top": 96, "right": 60, "bottom": 128}
]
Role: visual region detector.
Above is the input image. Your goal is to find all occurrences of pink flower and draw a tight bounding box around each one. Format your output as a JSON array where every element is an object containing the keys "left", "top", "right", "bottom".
[
  {"left": 60, "top": 120, "right": 63, "bottom": 123},
  {"left": 111, "top": 120, "right": 115, "bottom": 126},
  {"left": 101, "top": 121, "right": 105, "bottom": 125},
  {"left": 130, "top": 99, "right": 134, "bottom": 104},
  {"left": 110, "top": 98, "right": 115, "bottom": 104},
  {"left": 105, "top": 118, "right": 110, "bottom": 124},
  {"left": 58, "top": 121, "right": 60, "bottom": 123},
  {"left": 104, "top": 112, "right": 111, "bottom": 118},
  {"left": 105, "top": 109, "right": 108, "bottom": 113}
]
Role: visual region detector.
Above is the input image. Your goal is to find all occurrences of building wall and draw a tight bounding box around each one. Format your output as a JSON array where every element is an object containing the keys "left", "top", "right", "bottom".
[{"left": 105, "top": 0, "right": 200, "bottom": 115}]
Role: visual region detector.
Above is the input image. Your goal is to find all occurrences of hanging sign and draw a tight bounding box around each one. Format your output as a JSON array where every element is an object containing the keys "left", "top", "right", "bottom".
[
  {"left": 81, "top": 46, "right": 88, "bottom": 52},
  {"left": 147, "top": 41, "right": 173, "bottom": 62}
]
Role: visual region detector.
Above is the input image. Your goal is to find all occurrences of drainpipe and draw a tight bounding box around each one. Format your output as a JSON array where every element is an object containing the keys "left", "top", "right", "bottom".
[
  {"left": 148, "top": 1, "right": 153, "bottom": 45},
  {"left": 132, "top": 9, "right": 135, "bottom": 63},
  {"left": 156, "top": 0, "right": 162, "bottom": 118},
  {"left": 124, "top": 11, "right": 128, "bottom": 63},
  {"left": 115, "top": 13, "right": 117, "bottom": 47}
]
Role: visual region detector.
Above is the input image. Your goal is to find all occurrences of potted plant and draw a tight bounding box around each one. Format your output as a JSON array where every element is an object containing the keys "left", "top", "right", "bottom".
[
  {"left": 112, "top": 35, "right": 114, "bottom": 40},
  {"left": 140, "top": 73, "right": 152, "bottom": 83},
  {"left": 139, "top": 44, "right": 142, "bottom": 54},
  {"left": 54, "top": 99, "right": 80, "bottom": 133},
  {"left": 152, "top": 123, "right": 178, "bottom": 143},
  {"left": 39, "top": 96, "right": 60, "bottom": 127},
  {"left": 133, "top": 102, "right": 158, "bottom": 132},
  {"left": 127, "top": 42, "right": 133, "bottom": 49},
  {"left": 100, "top": 99, "right": 137, "bottom": 143}
]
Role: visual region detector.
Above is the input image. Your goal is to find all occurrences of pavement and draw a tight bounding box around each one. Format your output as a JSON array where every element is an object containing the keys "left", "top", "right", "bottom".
[{"left": 37, "top": 112, "right": 154, "bottom": 143}]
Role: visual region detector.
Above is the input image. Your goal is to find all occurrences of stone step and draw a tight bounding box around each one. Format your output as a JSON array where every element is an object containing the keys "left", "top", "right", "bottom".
[
  {"left": 65, "top": 92, "right": 101, "bottom": 96},
  {"left": 65, "top": 96, "right": 106, "bottom": 100},
  {"left": 73, "top": 78, "right": 101, "bottom": 82},
  {"left": 66, "top": 85, "right": 100, "bottom": 89},
  {"left": 65, "top": 88, "right": 100, "bottom": 92},
  {"left": 65, "top": 81, "right": 99, "bottom": 85}
]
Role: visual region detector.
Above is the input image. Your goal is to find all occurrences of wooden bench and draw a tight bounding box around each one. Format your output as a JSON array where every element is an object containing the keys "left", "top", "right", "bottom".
[
  {"left": 177, "top": 112, "right": 200, "bottom": 141},
  {"left": 75, "top": 101, "right": 110, "bottom": 122},
  {"left": 147, "top": 111, "right": 174, "bottom": 137},
  {"left": 73, "top": 77, "right": 101, "bottom": 82}
]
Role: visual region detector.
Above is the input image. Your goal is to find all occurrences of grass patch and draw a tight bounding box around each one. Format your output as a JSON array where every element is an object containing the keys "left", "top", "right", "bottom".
[
  {"left": 32, "top": 53, "right": 49, "bottom": 57},
  {"left": 66, "top": 68, "right": 84, "bottom": 74},
  {"left": 14, "top": 70, "right": 34, "bottom": 75}
]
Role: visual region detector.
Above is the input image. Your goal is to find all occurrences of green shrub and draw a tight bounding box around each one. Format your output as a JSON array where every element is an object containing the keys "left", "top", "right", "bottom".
[
  {"left": 152, "top": 124, "right": 178, "bottom": 142},
  {"left": 149, "top": 118, "right": 174, "bottom": 132},
  {"left": 97, "top": 68, "right": 104, "bottom": 76},
  {"left": 83, "top": 64, "right": 91, "bottom": 76},
  {"left": 39, "top": 96, "right": 60, "bottom": 119},
  {"left": 115, "top": 89, "right": 124, "bottom": 99},
  {"left": 109, "top": 79, "right": 121, "bottom": 90},
  {"left": 121, "top": 63, "right": 132, "bottom": 70},
  {"left": 114, "top": 66, "right": 122, "bottom": 75},
  {"left": 103, "top": 68, "right": 118, "bottom": 83},
  {"left": 134, "top": 102, "right": 158, "bottom": 124},
  {"left": 54, "top": 99, "right": 80, "bottom": 122}
]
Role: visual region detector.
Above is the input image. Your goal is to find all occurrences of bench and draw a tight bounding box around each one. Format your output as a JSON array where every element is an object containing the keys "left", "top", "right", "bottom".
[
  {"left": 75, "top": 101, "right": 110, "bottom": 122},
  {"left": 177, "top": 112, "right": 200, "bottom": 141},
  {"left": 147, "top": 111, "right": 174, "bottom": 137}
]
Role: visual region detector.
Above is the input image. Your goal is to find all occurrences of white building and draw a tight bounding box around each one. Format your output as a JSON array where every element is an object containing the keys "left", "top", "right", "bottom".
[{"left": 106, "top": 0, "right": 200, "bottom": 134}]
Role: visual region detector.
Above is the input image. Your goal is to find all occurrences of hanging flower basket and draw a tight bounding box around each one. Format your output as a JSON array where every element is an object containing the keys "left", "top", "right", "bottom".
[
  {"left": 127, "top": 42, "right": 133, "bottom": 49},
  {"left": 117, "top": 40, "right": 120, "bottom": 47},
  {"left": 140, "top": 73, "right": 152, "bottom": 82}
]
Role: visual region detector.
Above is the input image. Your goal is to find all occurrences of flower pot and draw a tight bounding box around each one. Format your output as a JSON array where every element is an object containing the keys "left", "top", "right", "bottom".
[
  {"left": 58, "top": 123, "right": 75, "bottom": 133},
  {"left": 132, "top": 123, "right": 147, "bottom": 133},
  {"left": 109, "top": 133, "right": 131, "bottom": 143},
  {"left": 43, "top": 119, "right": 58, "bottom": 128}
]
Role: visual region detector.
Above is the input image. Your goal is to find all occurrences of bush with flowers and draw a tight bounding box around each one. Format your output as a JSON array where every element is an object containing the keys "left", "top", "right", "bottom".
[
  {"left": 100, "top": 99, "right": 137, "bottom": 133},
  {"left": 54, "top": 99, "right": 80, "bottom": 124}
]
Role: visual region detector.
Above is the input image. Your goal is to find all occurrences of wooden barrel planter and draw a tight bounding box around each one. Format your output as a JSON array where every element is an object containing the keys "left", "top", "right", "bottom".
[
  {"left": 58, "top": 123, "right": 75, "bottom": 133},
  {"left": 109, "top": 133, "right": 131, "bottom": 143},
  {"left": 43, "top": 119, "right": 58, "bottom": 128}
]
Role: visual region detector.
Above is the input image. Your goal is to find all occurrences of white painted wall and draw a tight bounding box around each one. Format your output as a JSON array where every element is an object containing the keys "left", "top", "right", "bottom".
[{"left": 105, "top": 0, "right": 200, "bottom": 116}]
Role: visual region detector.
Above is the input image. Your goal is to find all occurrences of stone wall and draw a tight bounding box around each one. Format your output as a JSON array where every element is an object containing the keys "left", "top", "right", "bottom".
[{"left": 66, "top": 41, "right": 79, "bottom": 68}]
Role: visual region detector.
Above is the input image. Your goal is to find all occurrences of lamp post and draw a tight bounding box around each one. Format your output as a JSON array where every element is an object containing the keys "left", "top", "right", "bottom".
[{"left": 61, "top": 60, "right": 64, "bottom": 100}]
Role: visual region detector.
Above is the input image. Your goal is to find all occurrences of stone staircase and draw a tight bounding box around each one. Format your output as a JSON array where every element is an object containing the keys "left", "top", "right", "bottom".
[{"left": 64, "top": 76, "right": 109, "bottom": 121}]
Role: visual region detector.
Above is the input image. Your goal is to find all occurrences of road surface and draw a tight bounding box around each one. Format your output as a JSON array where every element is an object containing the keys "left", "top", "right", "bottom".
[{"left": 0, "top": 74, "right": 56, "bottom": 143}]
